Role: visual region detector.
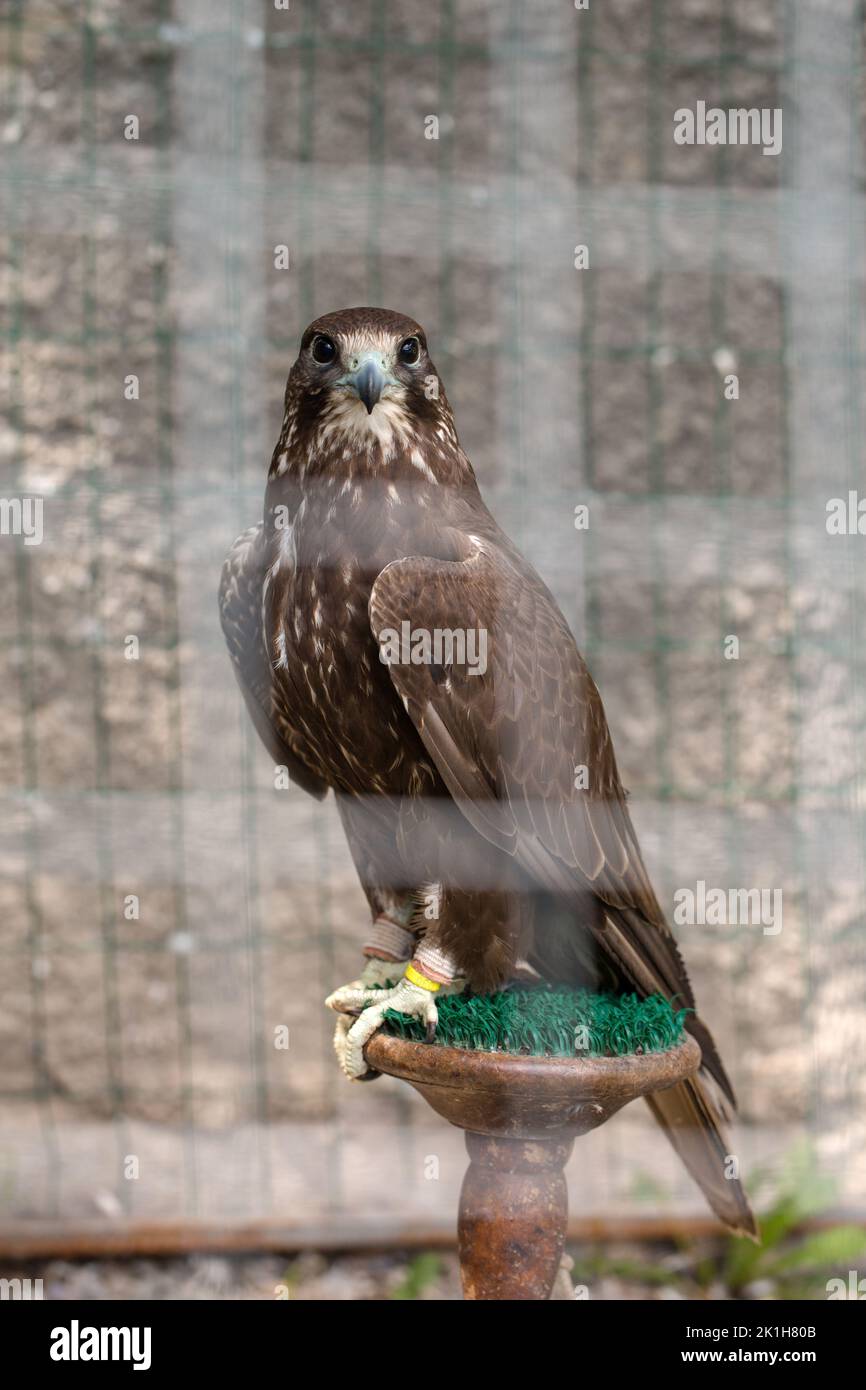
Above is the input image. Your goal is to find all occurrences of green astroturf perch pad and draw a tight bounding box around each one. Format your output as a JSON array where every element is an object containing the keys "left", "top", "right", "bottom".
[{"left": 381, "top": 986, "right": 688, "bottom": 1058}]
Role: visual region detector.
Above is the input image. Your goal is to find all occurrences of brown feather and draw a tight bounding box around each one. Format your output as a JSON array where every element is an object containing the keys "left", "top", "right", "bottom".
[{"left": 221, "top": 308, "right": 756, "bottom": 1237}]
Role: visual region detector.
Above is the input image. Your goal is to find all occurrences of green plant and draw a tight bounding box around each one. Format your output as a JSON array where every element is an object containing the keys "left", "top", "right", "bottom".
[
  {"left": 577, "top": 1143, "right": 866, "bottom": 1300},
  {"left": 389, "top": 1252, "right": 442, "bottom": 1300},
  {"left": 723, "top": 1142, "right": 866, "bottom": 1298}
]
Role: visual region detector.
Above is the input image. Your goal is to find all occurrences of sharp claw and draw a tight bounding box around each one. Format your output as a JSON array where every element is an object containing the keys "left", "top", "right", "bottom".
[{"left": 329, "top": 975, "right": 443, "bottom": 1077}]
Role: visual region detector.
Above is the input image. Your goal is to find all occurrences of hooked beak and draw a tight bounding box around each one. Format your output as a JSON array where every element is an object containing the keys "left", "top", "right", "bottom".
[
  {"left": 354, "top": 359, "right": 386, "bottom": 414},
  {"left": 342, "top": 355, "right": 390, "bottom": 414}
]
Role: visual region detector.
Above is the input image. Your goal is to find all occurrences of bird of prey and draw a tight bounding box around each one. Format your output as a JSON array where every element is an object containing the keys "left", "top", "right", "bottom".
[{"left": 220, "top": 306, "right": 757, "bottom": 1237}]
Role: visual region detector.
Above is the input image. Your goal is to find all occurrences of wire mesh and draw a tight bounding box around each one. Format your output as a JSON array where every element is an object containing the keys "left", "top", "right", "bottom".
[{"left": 0, "top": 0, "right": 865, "bottom": 1245}]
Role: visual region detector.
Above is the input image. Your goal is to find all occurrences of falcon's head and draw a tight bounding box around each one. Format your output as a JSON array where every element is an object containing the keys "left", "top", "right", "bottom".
[{"left": 278, "top": 308, "right": 457, "bottom": 469}]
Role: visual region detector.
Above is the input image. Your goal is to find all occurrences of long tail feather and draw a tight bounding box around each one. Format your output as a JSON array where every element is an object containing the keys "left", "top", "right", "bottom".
[{"left": 645, "top": 1071, "right": 758, "bottom": 1239}]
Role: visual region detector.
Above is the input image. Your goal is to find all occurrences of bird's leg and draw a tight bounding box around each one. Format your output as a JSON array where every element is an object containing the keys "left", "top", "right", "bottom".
[
  {"left": 328, "top": 913, "right": 415, "bottom": 1078},
  {"left": 326, "top": 931, "right": 462, "bottom": 1080},
  {"left": 328, "top": 912, "right": 416, "bottom": 1012}
]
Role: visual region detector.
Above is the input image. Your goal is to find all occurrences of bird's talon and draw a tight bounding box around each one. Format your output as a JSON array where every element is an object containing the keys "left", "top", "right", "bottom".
[
  {"left": 326, "top": 983, "right": 390, "bottom": 1015},
  {"left": 328, "top": 975, "right": 441, "bottom": 1079},
  {"left": 325, "top": 955, "right": 410, "bottom": 1015}
]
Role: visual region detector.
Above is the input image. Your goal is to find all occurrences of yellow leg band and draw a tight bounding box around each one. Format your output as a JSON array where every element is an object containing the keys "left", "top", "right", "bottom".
[{"left": 405, "top": 962, "right": 442, "bottom": 992}]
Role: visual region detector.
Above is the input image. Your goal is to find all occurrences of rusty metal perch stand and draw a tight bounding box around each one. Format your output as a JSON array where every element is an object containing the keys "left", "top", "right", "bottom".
[{"left": 364, "top": 1030, "right": 702, "bottom": 1301}]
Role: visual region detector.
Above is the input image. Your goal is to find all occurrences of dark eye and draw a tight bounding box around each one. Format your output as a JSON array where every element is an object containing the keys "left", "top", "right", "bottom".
[
  {"left": 398, "top": 336, "right": 420, "bottom": 366},
  {"left": 311, "top": 335, "right": 337, "bottom": 365}
]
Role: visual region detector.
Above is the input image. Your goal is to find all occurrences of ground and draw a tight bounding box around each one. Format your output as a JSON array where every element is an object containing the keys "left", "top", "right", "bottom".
[{"left": 0, "top": 1231, "right": 849, "bottom": 1300}]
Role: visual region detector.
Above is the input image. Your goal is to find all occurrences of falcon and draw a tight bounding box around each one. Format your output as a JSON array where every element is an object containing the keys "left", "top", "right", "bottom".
[{"left": 220, "top": 307, "right": 757, "bottom": 1237}]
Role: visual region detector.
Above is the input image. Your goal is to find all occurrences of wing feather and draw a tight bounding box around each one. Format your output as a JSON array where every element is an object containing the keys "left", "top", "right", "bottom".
[
  {"left": 219, "top": 523, "right": 327, "bottom": 800},
  {"left": 369, "top": 535, "right": 733, "bottom": 1101},
  {"left": 369, "top": 533, "right": 755, "bottom": 1236}
]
